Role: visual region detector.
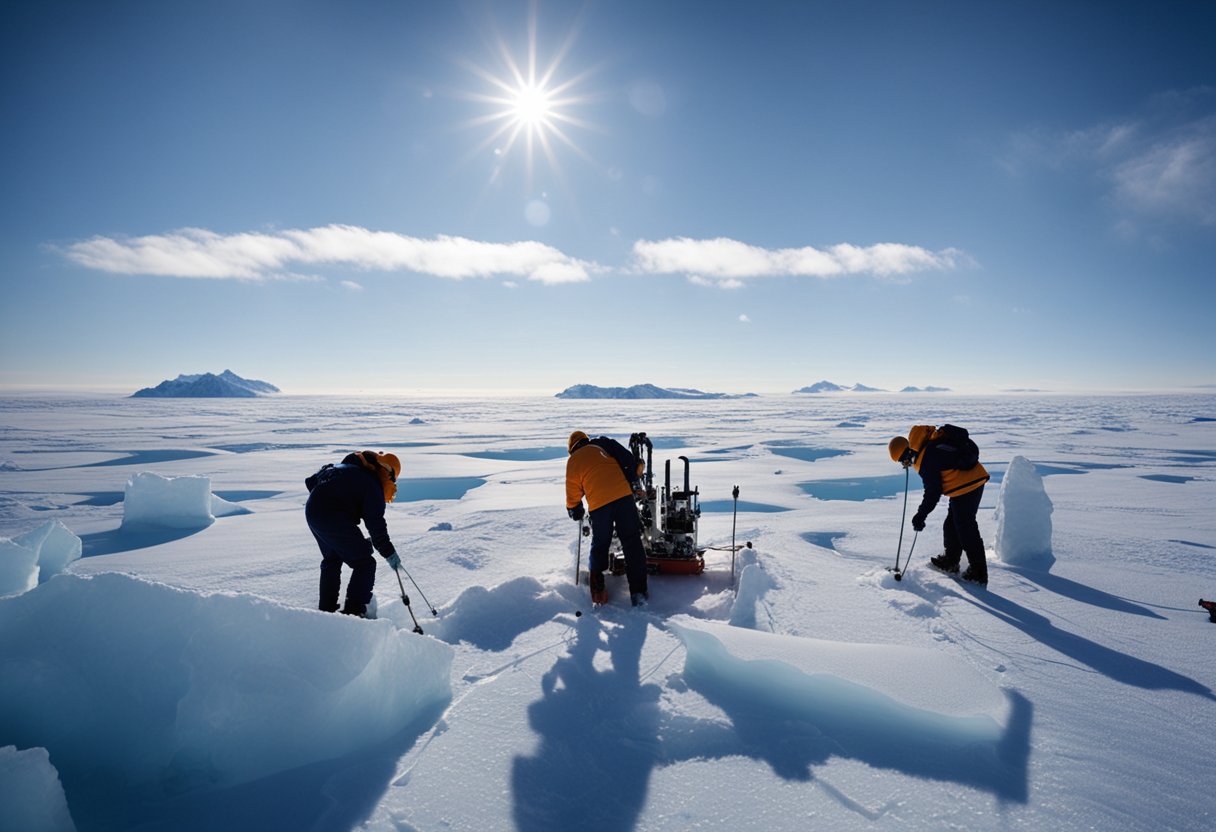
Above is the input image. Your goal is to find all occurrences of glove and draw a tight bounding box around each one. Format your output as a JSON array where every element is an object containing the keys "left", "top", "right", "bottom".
[
  {"left": 568, "top": 504, "right": 585, "bottom": 522},
  {"left": 911, "top": 512, "right": 926, "bottom": 532},
  {"left": 386, "top": 552, "right": 401, "bottom": 570}
]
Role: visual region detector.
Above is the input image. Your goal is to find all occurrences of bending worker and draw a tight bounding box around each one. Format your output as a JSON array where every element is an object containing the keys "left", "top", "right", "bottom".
[
  {"left": 305, "top": 450, "right": 402, "bottom": 617},
  {"left": 565, "top": 431, "right": 649, "bottom": 606},
  {"left": 889, "top": 425, "right": 990, "bottom": 585}
]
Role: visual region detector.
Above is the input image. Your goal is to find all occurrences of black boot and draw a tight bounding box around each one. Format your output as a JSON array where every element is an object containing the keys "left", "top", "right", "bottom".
[
  {"left": 341, "top": 601, "right": 368, "bottom": 618},
  {"left": 961, "top": 567, "right": 988, "bottom": 586},
  {"left": 930, "top": 555, "right": 960, "bottom": 574}
]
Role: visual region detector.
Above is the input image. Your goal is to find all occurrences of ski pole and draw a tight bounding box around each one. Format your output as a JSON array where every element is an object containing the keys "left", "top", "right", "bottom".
[
  {"left": 897, "top": 531, "right": 919, "bottom": 578},
  {"left": 398, "top": 563, "right": 437, "bottom": 616},
  {"left": 730, "top": 484, "right": 740, "bottom": 587},
  {"left": 574, "top": 516, "right": 584, "bottom": 586},
  {"left": 893, "top": 466, "right": 910, "bottom": 581},
  {"left": 393, "top": 567, "right": 425, "bottom": 635}
]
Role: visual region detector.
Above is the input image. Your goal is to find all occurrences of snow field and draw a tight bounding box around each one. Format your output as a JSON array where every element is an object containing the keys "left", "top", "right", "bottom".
[{"left": 0, "top": 393, "right": 1213, "bottom": 831}]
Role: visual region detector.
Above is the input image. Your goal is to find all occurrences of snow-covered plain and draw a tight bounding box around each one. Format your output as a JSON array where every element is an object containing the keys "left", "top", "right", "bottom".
[{"left": 1, "top": 393, "right": 1213, "bottom": 832}]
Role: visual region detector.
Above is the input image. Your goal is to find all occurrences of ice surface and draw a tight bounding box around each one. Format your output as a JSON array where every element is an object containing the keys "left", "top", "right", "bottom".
[
  {"left": 0, "top": 537, "right": 39, "bottom": 597},
  {"left": 121, "top": 472, "right": 215, "bottom": 528},
  {"left": 0, "top": 745, "right": 77, "bottom": 832},
  {"left": 0, "top": 392, "right": 1213, "bottom": 831},
  {"left": 15, "top": 519, "right": 83, "bottom": 583},
  {"left": 994, "top": 455, "right": 1055, "bottom": 569},
  {"left": 0, "top": 573, "right": 452, "bottom": 817}
]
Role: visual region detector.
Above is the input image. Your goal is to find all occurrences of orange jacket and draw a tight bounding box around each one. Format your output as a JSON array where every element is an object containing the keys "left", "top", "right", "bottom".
[
  {"left": 566, "top": 442, "right": 635, "bottom": 512},
  {"left": 907, "top": 425, "right": 989, "bottom": 500}
]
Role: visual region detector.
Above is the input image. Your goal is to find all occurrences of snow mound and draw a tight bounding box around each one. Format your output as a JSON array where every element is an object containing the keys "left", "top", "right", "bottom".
[
  {"left": 673, "top": 617, "right": 1008, "bottom": 722},
  {"left": 0, "top": 745, "right": 77, "bottom": 832},
  {"left": 671, "top": 618, "right": 1028, "bottom": 796},
  {"left": 995, "top": 455, "right": 1055, "bottom": 569},
  {"left": 122, "top": 472, "right": 215, "bottom": 529},
  {"left": 428, "top": 576, "right": 570, "bottom": 650},
  {"left": 0, "top": 573, "right": 452, "bottom": 804}
]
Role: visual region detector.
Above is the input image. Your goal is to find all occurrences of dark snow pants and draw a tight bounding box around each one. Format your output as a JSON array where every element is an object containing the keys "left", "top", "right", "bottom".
[
  {"left": 588, "top": 495, "right": 649, "bottom": 596},
  {"left": 942, "top": 485, "right": 986, "bottom": 578},
  {"left": 306, "top": 510, "right": 377, "bottom": 614}
]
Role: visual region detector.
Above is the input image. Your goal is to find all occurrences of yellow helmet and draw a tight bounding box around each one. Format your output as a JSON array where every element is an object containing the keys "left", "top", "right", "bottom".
[{"left": 568, "top": 431, "right": 589, "bottom": 453}]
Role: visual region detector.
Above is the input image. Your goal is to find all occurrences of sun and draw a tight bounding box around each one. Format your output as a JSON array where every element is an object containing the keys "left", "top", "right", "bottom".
[
  {"left": 511, "top": 82, "right": 553, "bottom": 128},
  {"left": 455, "top": 9, "right": 596, "bottom": 189}
]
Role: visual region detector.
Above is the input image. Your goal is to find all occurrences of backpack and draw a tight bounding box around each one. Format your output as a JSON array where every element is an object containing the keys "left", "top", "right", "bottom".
[
  {"left": 931, "top": 424, "right": 980, "bottom": 470},
  {"left": 305, "top": 463, "right": 336, "bottom": 493}
]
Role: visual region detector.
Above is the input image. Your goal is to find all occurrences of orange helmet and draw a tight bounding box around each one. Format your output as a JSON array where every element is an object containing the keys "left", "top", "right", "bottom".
[
  {"left": 888, "top": 436, "right": 910, "bottom": 463},
  {"left": 377, "top": 452, "right": 401, "bottom": 480},
  {"left": 568, "top": 431, "right": 589, "bottom": 454}
]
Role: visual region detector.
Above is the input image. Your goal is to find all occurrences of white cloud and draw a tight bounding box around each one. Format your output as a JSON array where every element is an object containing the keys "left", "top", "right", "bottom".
[
  {"left": 636, "top": 237, "right": 962, "bottom": 280},
  {"left": 739, "top": 313, "right": 751, "bottom": 323},
  {"left": 339, "top": 280, "right": 364, "bottom": 291},
  {"left": 688, "top": 274, "right": 745, "bottom": 290},
  {"left": 62, "top": 224, "right": 595, "bottom": 284},
  {"left": 1111, "top": 119, "right": 1216, "bottom": 226},
  {"left": 1002, "top": 91, "right": 1216, "bottom": 229}
]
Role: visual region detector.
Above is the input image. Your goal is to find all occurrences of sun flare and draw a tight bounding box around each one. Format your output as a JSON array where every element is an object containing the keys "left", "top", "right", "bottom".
[
  {"left": 455, "top": 10, "right": 596, "bottom": 189},
  {"left": 511, "top": 82, "right": 553, "bottom": 128}
]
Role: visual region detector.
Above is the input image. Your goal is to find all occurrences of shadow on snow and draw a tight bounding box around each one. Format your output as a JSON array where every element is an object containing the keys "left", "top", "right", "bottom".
[{"left": 511, "top": 614, "right": 1031, "bottom": 832}]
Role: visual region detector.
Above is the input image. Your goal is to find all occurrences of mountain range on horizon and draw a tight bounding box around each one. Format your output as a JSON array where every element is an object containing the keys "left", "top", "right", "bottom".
[
  {"left": 131, "top": 370, "right": 280, "bottom": 398},
  {"left": 556, "top": 381, "right": 951, "bottom": 399}
]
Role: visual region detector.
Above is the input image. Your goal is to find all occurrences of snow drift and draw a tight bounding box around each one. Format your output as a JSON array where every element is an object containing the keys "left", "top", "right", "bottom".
[
  {"left": 0, "top": 573, "right": 452, "bottom": 816},
  {"left": 671, "top": 618, "right": 1029, "bottom": 799}
]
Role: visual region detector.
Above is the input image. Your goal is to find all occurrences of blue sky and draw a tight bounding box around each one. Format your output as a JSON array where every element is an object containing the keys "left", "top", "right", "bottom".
[{"left": 2, "top": 0, "right": 1214, "bottom": 395}]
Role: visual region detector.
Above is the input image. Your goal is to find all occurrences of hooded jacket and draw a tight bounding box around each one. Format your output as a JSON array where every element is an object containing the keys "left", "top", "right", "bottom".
[
  {"left": 907, "top": 425, "right": 989, "bottom": 516},
  {"left": 305, "top": 452, "right": 396, "bottom": 557},
  {"left": 566, "top": 436, "right": 642, "bottom": 512}
]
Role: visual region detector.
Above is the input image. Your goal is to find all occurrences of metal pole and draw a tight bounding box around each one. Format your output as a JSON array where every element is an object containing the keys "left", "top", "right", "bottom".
[
  {"left": 398, "top": 563, "right": 437, "bottom": 616},
  {"left": 574, "top": 516, "right": 584, "bottom": 585},
  {"left": 892, "top": 466, "right": 909, "bottom": 579},
  {"left": 394, "top": 568, "right": 424, "bottom": 635},
  {"left": 730, "top": 484, "right": 740, "bottom": 587}
]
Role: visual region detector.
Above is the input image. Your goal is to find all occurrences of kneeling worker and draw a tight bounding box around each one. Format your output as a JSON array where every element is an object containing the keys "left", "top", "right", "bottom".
[{"left": 565, "top": 430, "right": 649, "bottom": 606}]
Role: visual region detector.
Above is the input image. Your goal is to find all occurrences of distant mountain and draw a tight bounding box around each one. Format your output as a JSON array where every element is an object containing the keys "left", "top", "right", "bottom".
[
  {"left": 794, "top": 380, "right": 949, "bottom": 393},
  {"left": 555, "top": 383, "right": 752, "bottom": 400},
  {"left": 793, "top": 380, "right": 848, "bottom": 393},
  {"left": 793, "top": 381, "right": 888, "bottom": 393},
  {"left": 132, "top": 370, "right": 280, "bottom": 398}
]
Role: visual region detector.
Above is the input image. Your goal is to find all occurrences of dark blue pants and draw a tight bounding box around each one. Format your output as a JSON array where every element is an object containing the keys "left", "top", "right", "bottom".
[
  {"left": 306, "top": 510, "right": 377, "bottom": 614},
  {"left": 588, "top": 495, "right": 648, "bottom": 596},
  {"left": 943, "top": 485, "right": 986, "bottom": 577}
]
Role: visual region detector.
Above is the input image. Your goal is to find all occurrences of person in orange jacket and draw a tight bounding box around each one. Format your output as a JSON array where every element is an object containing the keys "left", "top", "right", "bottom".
[
  {"left": 889, "top": 425, "right": 990, "bottom": 585},
  {"left": 565, "top": 430, "right": 649, "bottom": 606},
  {"left": 305, "top": 450, "right": 402, "bottom": 616}
]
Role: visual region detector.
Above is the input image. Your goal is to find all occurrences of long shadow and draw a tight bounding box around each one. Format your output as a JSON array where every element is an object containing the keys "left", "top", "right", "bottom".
[
  {"left": 1007, "top": 568, "right": 1167, "bottom": 620},
  {"left": 956, "top": 585, "right": 1214, "bottom": 699},
  {"left": 81, "top": 524, "right": 208, "bottom": 557},
  {"left": 82, "top": 700, "right": 448, "bottom": 832},
  {"left": 511, "top": 617, "right": 660, "bottom": 832}
]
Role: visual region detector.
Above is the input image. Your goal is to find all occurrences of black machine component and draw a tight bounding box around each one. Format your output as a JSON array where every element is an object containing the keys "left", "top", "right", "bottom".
[{"left": 606, "top": 432, "right": 706, "bottom": 576}]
